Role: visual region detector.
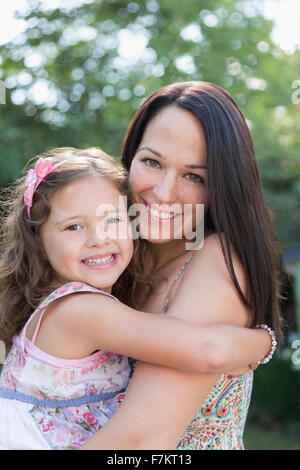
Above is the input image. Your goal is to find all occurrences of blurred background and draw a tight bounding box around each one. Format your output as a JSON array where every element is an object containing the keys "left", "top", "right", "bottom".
[{"left": 0, "top": 0, "right": 299, "bottom": 450}]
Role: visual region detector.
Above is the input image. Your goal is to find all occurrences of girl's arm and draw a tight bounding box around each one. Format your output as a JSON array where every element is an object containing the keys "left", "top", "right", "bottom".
[
  {"left": 60, "top": 290, "right": 270, "bottom": 375},
  {"left": 79, "top": 234, "right": 265, "bottom": 450}
]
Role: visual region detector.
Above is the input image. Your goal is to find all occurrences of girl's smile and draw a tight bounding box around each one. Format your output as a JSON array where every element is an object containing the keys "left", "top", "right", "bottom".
[
  {"left": 81, "top": 253, "right": 119, "bottom": 268},
  {"left": 39, "top": 176, "right": 133, "bottom": 292}
]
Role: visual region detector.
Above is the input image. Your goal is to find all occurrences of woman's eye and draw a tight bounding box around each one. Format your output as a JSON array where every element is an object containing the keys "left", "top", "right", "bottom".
[
  {"left": 185, "top": 173, "right": 204, "bottom": 184},
  {"left": 142, "top": 158, "right": 161, "bottom": 169},
  {"left": 66, "top": 224, "right": 82, "bottom": 231}
]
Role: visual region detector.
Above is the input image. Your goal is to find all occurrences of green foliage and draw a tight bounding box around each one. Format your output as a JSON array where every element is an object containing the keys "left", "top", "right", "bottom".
[
  {"left": 244, "top": 422, "right": 300, "bottom": 450},
  {"left": 249, "top": 349, "right": 300, "bottom": 423},
  {"left": 0, "top": 0, "right": 299, "bottom": 247}
]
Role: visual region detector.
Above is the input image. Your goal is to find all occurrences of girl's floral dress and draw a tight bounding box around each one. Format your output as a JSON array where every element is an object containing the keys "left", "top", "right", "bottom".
[
  {"left": 0, "top": 282, "right": 130, "bottom": 450},
  {"left": 0, "top": 256, "right": 254, "bottom": 450}
]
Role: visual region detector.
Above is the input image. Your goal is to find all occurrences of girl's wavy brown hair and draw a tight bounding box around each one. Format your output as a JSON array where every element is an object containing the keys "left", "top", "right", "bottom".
[{"left": 0, "top": 147, "right": 150, "bottom": 351}]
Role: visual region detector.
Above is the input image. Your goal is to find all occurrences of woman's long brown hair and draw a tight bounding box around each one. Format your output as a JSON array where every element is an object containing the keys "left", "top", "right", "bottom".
[{"left": 121, "top": 81, "right": 284, "bottom": 343}]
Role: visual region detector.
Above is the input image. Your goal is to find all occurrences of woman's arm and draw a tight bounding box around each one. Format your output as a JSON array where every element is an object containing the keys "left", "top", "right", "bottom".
[
  {"left": 80, "top": 234, "right": 262, "bottom": 450},
  {"left": 80, "top": 361, "right": 220, "bottom": 449},
  {"left": 165, "top": 236, "right": 273, "bottom": 371}
]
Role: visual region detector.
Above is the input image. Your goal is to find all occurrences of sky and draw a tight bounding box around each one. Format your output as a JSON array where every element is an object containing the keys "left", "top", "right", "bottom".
[{"left": 0, "top": 0, "right": 299, "bottom": 54}]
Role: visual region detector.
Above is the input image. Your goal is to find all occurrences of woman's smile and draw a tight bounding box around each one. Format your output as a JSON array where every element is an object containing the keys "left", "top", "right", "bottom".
[
  {"left": 143, "top": 199, "right": 183, "bottom": 221},
  {"left": 129, "top": 106, "right": 208, "bottom": 248}
]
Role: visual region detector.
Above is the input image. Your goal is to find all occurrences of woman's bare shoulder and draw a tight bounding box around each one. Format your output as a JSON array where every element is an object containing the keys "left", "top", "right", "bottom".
[
  {"left": 191, "top": 232, "right": 246, "bottom": 290},
  {"left": 167, "top": 233, "right": 249, "bottom": 327},
  {"left": 197, "top": 232, "right": 233, "bottom": 259}
]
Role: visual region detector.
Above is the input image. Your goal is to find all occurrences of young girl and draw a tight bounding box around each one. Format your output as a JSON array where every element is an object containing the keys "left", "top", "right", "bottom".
[{"left": 0, "top": 147, "right": 275, "bottom": 450}]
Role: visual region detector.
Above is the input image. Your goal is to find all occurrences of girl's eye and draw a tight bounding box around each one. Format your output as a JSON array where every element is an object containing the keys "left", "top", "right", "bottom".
[
  {"left": 142, "top": 158, "right": 161, "bottom": 169},
  {"left": 66, "top": 224, "right": 82, "bottom": 231},
  {"left": 185, "top": 173, "right": 204, "bottom": 184}
]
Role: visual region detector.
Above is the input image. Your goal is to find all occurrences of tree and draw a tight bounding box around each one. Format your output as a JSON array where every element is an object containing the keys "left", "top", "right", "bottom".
[{"left": 0, "top": 0, "right": 299, "bottom": 247}]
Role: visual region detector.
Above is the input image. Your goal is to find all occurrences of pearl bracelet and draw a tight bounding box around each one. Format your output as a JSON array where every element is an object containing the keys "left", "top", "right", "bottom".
[{"left": 255, "top": 324, "right": 277, "bottom": 364}]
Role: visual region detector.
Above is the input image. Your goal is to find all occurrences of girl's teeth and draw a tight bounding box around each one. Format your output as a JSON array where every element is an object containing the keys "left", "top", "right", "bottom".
[{"left": 84, "top": 255, "right": 114, "bottom": 265}]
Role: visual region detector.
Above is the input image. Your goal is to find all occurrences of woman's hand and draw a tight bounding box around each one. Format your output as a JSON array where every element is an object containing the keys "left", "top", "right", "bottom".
[{"left": 79, "top": 235, "right": 265, "bottom": 449}]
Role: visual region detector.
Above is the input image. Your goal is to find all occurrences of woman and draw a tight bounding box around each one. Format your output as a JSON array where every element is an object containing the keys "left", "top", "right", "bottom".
[{"left": 80, "top": 81, "right": 283, "bottom": 450}]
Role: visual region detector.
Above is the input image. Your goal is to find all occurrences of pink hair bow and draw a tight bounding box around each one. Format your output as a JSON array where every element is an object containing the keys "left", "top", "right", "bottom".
[{"left": 24, "top": 157, "right": 66, "bottom": 219}]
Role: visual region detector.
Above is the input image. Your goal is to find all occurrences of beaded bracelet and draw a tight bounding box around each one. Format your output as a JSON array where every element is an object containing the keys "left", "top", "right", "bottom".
[{"left": 255, "top": 324, "right": 277, "bottom": 364}]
